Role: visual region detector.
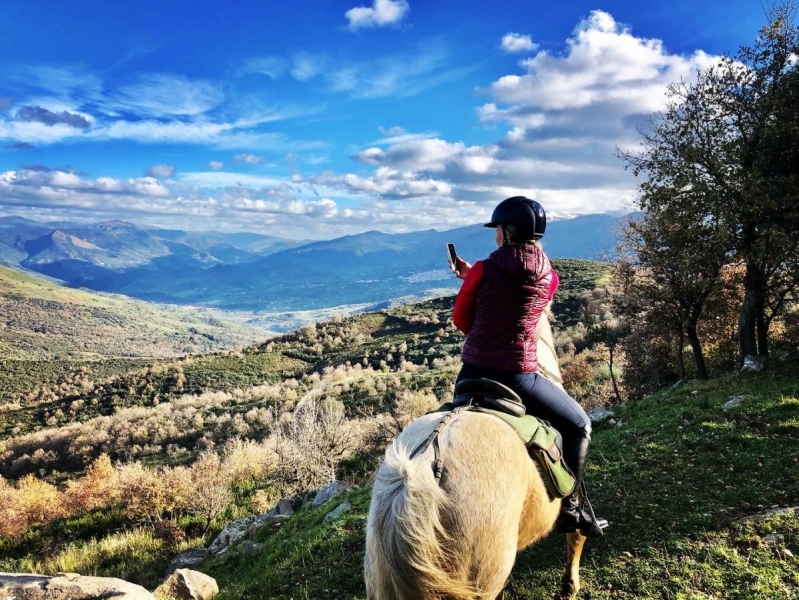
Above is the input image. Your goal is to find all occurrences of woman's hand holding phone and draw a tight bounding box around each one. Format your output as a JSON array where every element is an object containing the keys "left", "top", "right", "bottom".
[
  {"left": 447, "top": 243, "right": 471, "bottom": 279},
  {"left": 454, "top": 256, "right": 471, "bottom": 280}
]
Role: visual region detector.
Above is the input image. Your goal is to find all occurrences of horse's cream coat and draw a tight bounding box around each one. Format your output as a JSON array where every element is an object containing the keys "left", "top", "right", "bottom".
[{"left": 365, "top": 311, "right": 586, "bottom": 599}]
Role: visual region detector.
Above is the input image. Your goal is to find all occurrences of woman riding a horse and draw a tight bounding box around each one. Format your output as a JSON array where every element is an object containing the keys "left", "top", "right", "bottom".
[
  {"left": 451, "top": 196, "right": 607, "bottom": 537},
  {"left": 365, "top": 198, "right": 607, "bottom": 600}
]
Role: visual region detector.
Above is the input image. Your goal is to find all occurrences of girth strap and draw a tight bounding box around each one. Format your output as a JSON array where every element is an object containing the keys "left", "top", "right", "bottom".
[{"left": 409, "top": 409, "right": 463, "bottom": 484}]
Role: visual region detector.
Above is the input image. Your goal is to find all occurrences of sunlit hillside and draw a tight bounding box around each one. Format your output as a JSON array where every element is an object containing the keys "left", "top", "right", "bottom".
[{"left": 0, "top": 265, "right": 267, "bottom": 360}]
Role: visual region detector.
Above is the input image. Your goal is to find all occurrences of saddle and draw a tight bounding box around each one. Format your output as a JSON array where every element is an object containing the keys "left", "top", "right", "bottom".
[{"left": 449, "top": 378, "right": 576, "bottom": 499}]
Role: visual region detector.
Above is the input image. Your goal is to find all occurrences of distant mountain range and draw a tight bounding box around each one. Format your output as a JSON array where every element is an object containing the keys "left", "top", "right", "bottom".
[{"left": 0, "top": 213, "right": 629, "bottom": 311}]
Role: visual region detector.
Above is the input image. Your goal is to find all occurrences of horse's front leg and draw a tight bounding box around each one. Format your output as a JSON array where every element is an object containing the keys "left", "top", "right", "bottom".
[{"left": 558, "top": 532, "right": 586, "bottom": 599}]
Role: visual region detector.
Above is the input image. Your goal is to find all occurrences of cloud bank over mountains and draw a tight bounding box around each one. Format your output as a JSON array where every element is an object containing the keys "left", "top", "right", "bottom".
[{"left": 0, "top": 8, "right": 720, "bottom": 239}]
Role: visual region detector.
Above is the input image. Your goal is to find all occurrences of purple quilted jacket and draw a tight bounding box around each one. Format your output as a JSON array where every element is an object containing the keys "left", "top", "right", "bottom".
[{"left": 461, "top": 243, "right": 552, "bottom": 372}]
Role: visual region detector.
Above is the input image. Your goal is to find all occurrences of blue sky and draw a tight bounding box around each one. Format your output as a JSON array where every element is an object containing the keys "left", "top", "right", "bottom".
[{"left": 0, "top": 0, "right": 767, "bottom": 239}]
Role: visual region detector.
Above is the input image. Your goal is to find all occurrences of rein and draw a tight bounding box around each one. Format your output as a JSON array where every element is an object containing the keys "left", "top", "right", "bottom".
[{"left": 409, "top": 408, "right": 465, "bottom": 484}]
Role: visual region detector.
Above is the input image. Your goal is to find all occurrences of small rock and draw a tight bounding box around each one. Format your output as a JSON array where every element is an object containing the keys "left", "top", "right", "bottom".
[
  {"left": 587, "top": 408, "right": 614, "bottom": 422},
  {"left": 614, "top": 420, "right": 624, "bottom": 428},
  {"left": 268, "top": 498, "right": 296, "bottom": 517},
  {"left": 311, "top": 481, "right": 357, "bottom": 508},
  {"left": 248, "top": 514, "right": 291, "bottom": 538},
  {"left": 154, "top": 569, "right": 218, "bottom": 600},
  {"left": 723, "top": 395, "right": 747, "bottom": 410},
  {"left": 323, "top": 502, "right": 352, "bottom": 523},
  {"left": 740, "top": 354, "right": 765, "bottom": 374},
  {"left": 690, "top": 390, "right": 699, "bottom": 396},
  {"left": 736, "top": 506, "right": 797, "bottom": 524},
  {"left": 165, "top": 548, "right": 209, "bottom": 577}
]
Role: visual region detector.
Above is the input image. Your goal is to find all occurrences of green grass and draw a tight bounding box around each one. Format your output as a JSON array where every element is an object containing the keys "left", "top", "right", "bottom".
[{"left": 202, "top": 361, "right": 799, "bottom": 600}]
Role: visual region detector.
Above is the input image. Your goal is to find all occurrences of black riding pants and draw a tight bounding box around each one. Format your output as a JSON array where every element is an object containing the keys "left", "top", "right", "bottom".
[{"left": 456, "top": 363, "right": 592, "bottom": 477}]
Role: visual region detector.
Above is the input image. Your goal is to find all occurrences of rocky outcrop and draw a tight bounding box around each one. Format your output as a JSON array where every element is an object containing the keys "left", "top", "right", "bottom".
[
  {"left": 1, "top": 482, "right": 359, "bottom": 600},
  {"left": 0, "top": 572, "right": 155, "bottom": 599},
  {"left": 208, "top": 481, "right": 358, "bottom": 556}
]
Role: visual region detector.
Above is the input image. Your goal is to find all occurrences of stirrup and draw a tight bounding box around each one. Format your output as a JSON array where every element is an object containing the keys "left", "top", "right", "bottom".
[
  {"left": 557, "top": 481, "right": 608, "bottom": 537},
  {"left": 581, "top": 480, "right": 608, "bottom": 536}
]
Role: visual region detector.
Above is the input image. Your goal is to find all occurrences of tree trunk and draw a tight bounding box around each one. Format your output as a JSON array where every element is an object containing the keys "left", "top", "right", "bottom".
[
  {"left": 607, "top": 345, "right": 623, "bottom": 404},
  {"left": 739, "top": 262, "right": 765, "bottom": 364},
  {"left": 756, "top": 303, "right": 769, "bottom": 357},
  {"left": 686, "top": 324, "right": 708, "bottom": 380},
  {"left": 676, "top": 328, "right": 686, "bottom": 380}
]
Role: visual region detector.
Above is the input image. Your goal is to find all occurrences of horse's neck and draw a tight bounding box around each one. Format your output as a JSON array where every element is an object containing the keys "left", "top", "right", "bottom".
[{"left": 536, "top": 305, "right": 564, "bottom": 389}]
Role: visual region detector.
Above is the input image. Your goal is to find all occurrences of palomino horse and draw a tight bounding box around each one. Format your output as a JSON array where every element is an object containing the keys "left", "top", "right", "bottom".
[{"left": 364, "top": 310, "right": 587, "bottom": 600}]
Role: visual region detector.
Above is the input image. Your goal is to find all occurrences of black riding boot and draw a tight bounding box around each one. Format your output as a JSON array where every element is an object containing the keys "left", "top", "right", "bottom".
[{"left": 555, "top": 432, "right": 608, "bottom": 537}]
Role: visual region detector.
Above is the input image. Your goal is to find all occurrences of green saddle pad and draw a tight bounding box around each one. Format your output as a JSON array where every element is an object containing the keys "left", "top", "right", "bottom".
[{"left": 434, "top": 403, "right": 576, "bottom": 498}]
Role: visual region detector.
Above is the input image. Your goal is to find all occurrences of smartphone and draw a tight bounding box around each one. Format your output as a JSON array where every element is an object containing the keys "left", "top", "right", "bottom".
[{"left": 446, "top": 243, "right": 458, "bottom": 270}]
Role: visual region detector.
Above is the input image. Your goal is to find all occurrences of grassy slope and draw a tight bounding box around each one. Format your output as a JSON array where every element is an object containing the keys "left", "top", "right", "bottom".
[
  {"left": 0, "top": 265, "right": 265, "bottom": 360},
  {"left": 12, "top": 258, "right": 794, "bottom": 597},
  {"left": 204, "top": 362, "right": 799, "bottom": 600}
]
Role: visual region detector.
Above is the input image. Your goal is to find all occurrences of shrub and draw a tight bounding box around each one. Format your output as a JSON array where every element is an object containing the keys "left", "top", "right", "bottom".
[
  {"left": 15, "top": 474, "right": 64, "bottom": 525},
  {"left": 185, "top": 451, "right": 234, "bottom": 533},
  {"left": 63, "top": 454, "right": 119, "bottom": 513}
]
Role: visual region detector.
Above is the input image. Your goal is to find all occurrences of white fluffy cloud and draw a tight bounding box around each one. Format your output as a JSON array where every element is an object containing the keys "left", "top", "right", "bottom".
[
  {"left": 208, "top": 160, "right": 224, "bottom": 170},
  {"left": 345, "top": 0, "right": 409, "bottom": 31},
  {"left": 488, "top": 11, "right": 715, "bottom": 113},
  {"left": 501, "top": 33, "right": 537, "bottom": 53},
  {"left": 146, "top": 164, "right": 175, "bottom": 178}
]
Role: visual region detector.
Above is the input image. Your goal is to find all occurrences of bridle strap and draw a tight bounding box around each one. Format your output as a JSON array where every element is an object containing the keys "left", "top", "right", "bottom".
[{"left": 409, "top": 410, "right": 462, "bottom": 484}]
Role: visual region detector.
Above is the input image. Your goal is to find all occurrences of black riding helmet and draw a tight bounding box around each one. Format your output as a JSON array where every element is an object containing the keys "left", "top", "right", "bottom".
[{"left": 484, "top": 196, "right": 546, "bottom": 242}]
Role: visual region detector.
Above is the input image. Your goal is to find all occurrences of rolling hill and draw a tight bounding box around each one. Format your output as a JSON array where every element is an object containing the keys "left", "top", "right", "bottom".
[{"left": 0, "top": 265, "right": 266, "bottom": 360}]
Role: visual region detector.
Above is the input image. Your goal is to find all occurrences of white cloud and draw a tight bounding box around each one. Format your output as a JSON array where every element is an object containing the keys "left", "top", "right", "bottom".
[
  {"left": 209, "top": 160, "right": 224, "bottom": 170},
  {"left": 238, "top": 56, "right": 288, "bottom": 78},
  {"left": 353, "top": 138, "right": 497, "bottom": 174},
  {"left": 372, "top": 126, "right": 439, "bottom": 145},
  {"left": 501, "top": 33, "right": 537, "bottom": 53},
  {"left": 345, "top": 0, "right": 409, "bottom": 31},
  {"left": 109, "top": 74, "right": 224, "bottom": 117},
  {"left": 488, "top": 11, "right": 715, "bottom": 113},
  {"left": 146, "top": 164, "right": 175, "bottom": 178},
  {"left": 290, "top": 53, "right": 326, "bottom": 81},
  {"left": 233, "top": 153, "right": 263, "bottom": 165},
  {"left": 309, "top": 167, "right": 452, "bottom": 200}
]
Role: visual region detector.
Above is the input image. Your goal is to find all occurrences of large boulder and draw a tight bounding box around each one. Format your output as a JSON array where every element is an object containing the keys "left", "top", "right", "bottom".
[
  {"left": 154, "top": 569, "right": 218, "bottom": 600},
  {"left": 0, "top": 572, "right": 154, "bottom": 599}
]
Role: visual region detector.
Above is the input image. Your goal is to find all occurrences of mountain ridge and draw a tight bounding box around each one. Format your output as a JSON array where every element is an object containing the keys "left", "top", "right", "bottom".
[{"left": 0, "top": 212, "right": 631, "bottom": 311}]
